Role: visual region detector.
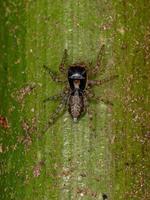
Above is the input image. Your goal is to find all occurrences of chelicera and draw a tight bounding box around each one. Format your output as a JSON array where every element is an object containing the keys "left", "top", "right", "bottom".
[{"left": 43, "top": 45, "right": 117, "bottom": 130}]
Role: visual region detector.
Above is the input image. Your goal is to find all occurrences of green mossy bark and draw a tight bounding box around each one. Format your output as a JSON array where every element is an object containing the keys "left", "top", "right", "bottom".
[{"left": 0, "top": 1, "right": 149, "bottom": 200}]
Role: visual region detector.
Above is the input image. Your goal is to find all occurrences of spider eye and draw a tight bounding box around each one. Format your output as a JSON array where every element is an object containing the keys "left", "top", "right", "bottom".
[{"left": 69, "top": 73, "right": 85, "bottom": 79}]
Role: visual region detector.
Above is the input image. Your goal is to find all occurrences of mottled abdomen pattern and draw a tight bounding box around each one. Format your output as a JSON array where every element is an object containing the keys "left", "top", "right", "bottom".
[{"left": 69, "top": 95, "right": 84, "bottom": 120}]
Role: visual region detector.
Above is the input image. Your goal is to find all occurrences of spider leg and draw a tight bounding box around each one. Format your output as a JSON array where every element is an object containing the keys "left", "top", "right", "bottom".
[
  {"left": 59, "top": 49, "right": 68, "bottom": 74},
  {"left": 43, "top": 65, "right": 66, "bottom": 83},
  {"left": 88, "top": 75, "right": 118, "bottom": 88},
  {"left": 43, "top": 87, "right": 70, "bottom": 132},
  {"left": 44, "top": 102, "right": 65, "bottom": 132},
  {"left": 83, "top": 94, "right": 96, "bottom": 134},
  {"left": 43, "top": 94, "right": 63, "bottom": 103},
  {"left": 86, "top": 89, "right": 113, "bottom": 106},
  {"left": 43, "top": 87, "right": 69, "bottom": 103},
  {"left": 90, "top": 44, "right": 105, "bottom": 76},
  {"left": 43, "top": 94, "right": 69, "bottom": 133},
  {"left": 91, "top": 96, "right": 113, "bottom": 106}
]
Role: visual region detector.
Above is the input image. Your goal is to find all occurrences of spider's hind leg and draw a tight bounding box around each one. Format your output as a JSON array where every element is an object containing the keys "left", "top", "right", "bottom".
[
  {"left": 91, "top": 96, "right": 113, "bottom": 106},
  {"left": 44, "top": 102, "right": 65, "bottom": 132},
  {"left": 86, "top": 89, "right": 113, "bottom": 106},
  {"left": 84, "top": 94, "right": 96, "bottom": 136},
  {"left": 43, "top": 99, "right": 68, "bottom": 133},
  {"left": 43, "top": 89, "right": 69, "bottom": 132},
  {"left": 43, "top": 93, "right": 63, "bottom": 103}
]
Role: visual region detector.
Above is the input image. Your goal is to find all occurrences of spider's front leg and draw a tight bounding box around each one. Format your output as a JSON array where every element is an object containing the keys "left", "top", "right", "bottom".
[
  {"left": 59, "top": 49, "right": 68, "bottom": 74},
  {"left": 43, "top": 65, "right": 66, "bottom": 83}
]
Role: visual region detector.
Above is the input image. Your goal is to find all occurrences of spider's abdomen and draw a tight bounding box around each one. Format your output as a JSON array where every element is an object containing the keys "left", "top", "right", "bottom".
[{"left": 68, "top": 90, "right": 84, "bottom": 122}]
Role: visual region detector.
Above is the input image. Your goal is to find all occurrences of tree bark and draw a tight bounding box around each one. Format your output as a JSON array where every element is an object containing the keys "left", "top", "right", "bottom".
[{"left": 0, "top": 0, "right": 149, "bottom": 200}]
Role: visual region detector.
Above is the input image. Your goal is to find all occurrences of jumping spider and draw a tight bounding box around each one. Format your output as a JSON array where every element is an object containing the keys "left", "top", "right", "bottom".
[{"left": 43, "top": 45, "right": 117, "bottom": 131}]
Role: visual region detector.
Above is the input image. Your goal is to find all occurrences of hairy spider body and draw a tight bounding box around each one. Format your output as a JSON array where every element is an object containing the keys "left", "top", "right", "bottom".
[
  {"left": 68, "top": 66, "right": 87, "bottom": 121},
  {"left": 43, "top": 46, "right": 118, "bottom": 129}
]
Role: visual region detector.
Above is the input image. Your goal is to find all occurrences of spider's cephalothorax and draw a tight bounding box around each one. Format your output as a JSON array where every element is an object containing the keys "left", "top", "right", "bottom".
[
  {"left": 68, "top": 66, "right": 87, "bottom": 122},
  {"left": 68, "top": 66, "right": 87, "bottom": 90},
  {"left": 43, "top": 46, "right": 118, "bottom": 129}
]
